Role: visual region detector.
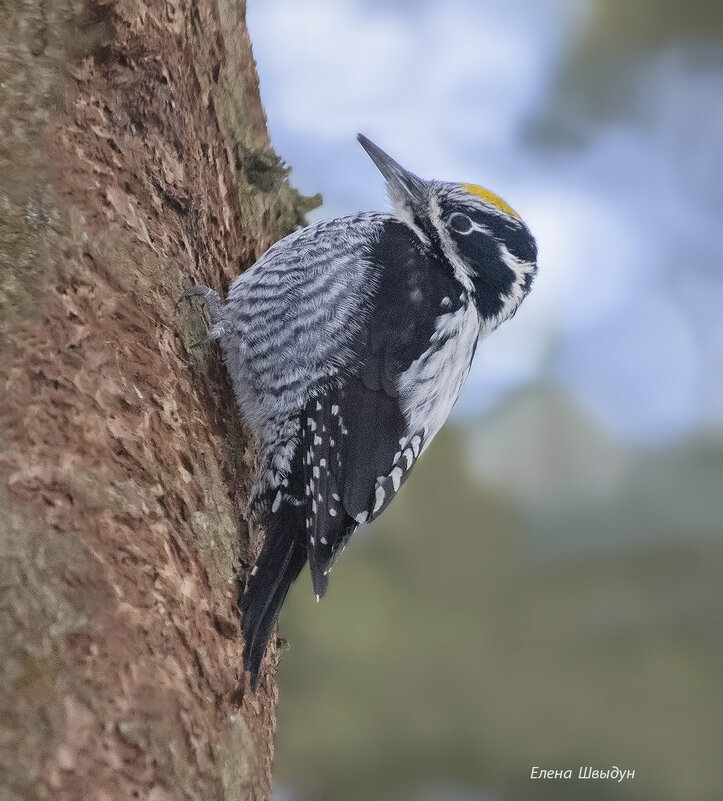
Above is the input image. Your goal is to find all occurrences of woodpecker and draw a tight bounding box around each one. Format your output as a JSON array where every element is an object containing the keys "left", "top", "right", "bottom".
[{"left": 187, "top": 134, "right": 537, "bottom": 687}]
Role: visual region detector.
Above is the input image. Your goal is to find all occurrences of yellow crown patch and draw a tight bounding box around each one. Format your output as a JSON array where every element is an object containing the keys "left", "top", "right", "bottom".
[{"left": 462, "top": 184, "right": 520, "bottom": 219}]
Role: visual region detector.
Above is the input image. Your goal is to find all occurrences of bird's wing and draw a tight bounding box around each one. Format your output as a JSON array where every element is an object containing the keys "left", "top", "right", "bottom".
[
  {"left": 301, "top": 219, "right": 467, "bottom": 595},
  {"left": 223, "top": 213, "right": 391, "bottom": 429}
]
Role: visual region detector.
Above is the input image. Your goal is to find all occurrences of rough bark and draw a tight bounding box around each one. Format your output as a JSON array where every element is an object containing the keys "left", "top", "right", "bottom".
[{"left": 0, "top": 1, "right": 317, "bottom": 798}]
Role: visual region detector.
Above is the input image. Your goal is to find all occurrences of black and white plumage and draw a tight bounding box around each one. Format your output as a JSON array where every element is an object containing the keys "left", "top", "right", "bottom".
[{"left": 187, "top": 134, "right": 537, "bottom": 687}]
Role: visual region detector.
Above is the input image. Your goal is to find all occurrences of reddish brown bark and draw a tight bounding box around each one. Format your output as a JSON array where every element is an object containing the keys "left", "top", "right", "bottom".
[{"left": 0, "top": 1, "right": 315, "bottom": 798}]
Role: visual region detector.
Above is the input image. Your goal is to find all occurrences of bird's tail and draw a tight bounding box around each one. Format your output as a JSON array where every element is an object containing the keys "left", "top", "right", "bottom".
[{"left": 240, "top": 507, "right": 307, "bottom": 688}]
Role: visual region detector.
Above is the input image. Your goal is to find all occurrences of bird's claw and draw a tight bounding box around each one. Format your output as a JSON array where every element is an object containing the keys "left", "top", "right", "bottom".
[
  {"left": 190, "top": 322, "right": 225, "bottom": 348},
  {"left": 182, "top": 283, "right": 224, "bottom": 346},
  {"left": 182, "top": 283, "right": 223, "bottom": 322}
]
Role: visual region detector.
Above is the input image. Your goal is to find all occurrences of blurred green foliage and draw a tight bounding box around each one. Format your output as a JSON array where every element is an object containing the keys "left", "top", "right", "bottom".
[
  {"left": 274, "top": 401, "right": 723, "bottom": 800},
  {"left": 532, "top": 0, "right": 723, "bottom": 143}
]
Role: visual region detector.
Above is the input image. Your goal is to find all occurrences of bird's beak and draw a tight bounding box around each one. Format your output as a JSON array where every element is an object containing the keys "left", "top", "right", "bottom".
[{"left": 357, "top": 133, "right": 426, "bottom": 211}]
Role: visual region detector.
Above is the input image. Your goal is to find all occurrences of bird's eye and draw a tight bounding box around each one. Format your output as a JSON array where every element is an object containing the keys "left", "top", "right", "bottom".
[{"left": 448, "top": 212, "right": 473, "bottom": 234}]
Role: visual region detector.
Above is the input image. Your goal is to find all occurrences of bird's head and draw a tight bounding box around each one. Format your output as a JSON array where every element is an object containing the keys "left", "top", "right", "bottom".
[{"left": 358, "top": 133, "right": 537, "bottom": 328}]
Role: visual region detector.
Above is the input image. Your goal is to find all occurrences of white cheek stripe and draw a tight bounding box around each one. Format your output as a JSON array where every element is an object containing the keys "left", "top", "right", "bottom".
[{"left": 427, "top": 196, "right": 474, "bottom": 293}]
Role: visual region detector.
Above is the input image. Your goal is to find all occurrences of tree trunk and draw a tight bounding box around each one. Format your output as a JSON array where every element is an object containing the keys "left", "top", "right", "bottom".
[{"left": 0, "top": 1, "right": 316, "bottom": 798}]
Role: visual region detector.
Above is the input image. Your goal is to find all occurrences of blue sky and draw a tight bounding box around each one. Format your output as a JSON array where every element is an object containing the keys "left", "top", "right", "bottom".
[{"left": 247, "top": 0, "right": 723, "bottom": 444}]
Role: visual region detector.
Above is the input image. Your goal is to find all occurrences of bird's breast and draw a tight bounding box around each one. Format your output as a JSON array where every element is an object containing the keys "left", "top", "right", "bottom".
[{"left": 397, "top": 301, "right": 480, "bottom": 448}]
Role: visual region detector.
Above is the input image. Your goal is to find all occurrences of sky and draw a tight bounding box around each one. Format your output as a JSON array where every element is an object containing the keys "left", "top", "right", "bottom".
[{"left": 246, "top": 0, "right": 723, "bottom": 444}]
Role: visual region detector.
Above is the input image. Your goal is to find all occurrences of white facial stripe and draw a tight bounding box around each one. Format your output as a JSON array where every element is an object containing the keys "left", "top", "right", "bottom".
[
  {"left": 480, "top": 242, "right": 536, "bottom": 335},
  {"left": 427, "top": 196, "right": 475, "bottom": 292},
  {"left": 465, "top": 220, "right": 492, "bottom": 236},
  {"left": 390, "top": 198, "right": 431, "bottom": 247}
]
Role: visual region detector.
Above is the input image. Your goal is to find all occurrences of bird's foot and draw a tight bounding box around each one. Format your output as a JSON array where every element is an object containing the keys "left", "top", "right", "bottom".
[
  {"left": 182, "top": 284, "right": 224, "bottom": 346},
  {"left": 183, "top": 283, "right": 223, "bottom": 323}
]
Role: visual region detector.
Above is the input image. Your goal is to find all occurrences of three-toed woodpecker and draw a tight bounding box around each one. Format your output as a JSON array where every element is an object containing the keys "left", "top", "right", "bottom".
[{"left": 187, "top": 134, "right": 537, "bottom": 687}]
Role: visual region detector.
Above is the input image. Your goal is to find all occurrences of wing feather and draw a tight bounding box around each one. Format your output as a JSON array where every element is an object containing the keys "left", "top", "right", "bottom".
[
  {"left": 296, "top": 219, "right": 467, "bottom": 585},
  {"left": 221, "top": 213, "right": 391, "bottom": 436}
]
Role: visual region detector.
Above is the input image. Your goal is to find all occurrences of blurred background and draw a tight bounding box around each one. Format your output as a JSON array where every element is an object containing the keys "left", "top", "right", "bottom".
[{"left": 246, "top": 1, "right": 723, "bottom": 799}]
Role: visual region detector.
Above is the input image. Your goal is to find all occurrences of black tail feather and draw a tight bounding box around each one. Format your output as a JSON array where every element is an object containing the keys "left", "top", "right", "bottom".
[{"left": 241, "top": 519, "right": 307, "bottom": 688}]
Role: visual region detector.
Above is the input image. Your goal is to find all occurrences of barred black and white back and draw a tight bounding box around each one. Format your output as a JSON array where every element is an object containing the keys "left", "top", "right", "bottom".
[{"left": 187, "top": 134, "right": 537, "bottom": 687}]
